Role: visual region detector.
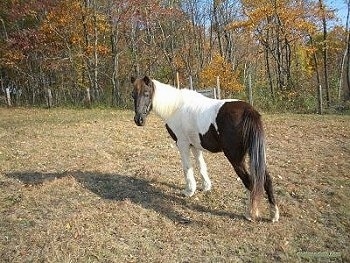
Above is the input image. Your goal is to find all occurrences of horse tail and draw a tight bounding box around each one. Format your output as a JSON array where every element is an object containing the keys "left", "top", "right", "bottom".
[{"left": 242, "top": 108, "right": 266, "bottom": 202}]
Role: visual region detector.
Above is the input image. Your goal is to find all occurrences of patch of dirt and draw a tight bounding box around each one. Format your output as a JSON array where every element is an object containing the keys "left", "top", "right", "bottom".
[{"left": 0, "top": 108, "right": 349, "bottom": 262}]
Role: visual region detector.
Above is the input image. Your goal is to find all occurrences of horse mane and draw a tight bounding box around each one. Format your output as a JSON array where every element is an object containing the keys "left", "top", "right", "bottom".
[
  {"left": 151, "top": 80, "right": 179, "bottom": 119},
  {"left": 152, "top": 79, "right": 210, "bottom": 120}
]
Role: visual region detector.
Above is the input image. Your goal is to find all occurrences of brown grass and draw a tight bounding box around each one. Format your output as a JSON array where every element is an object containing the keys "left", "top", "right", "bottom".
[{"left": 0, "top": 108, "right": 349, "bottom": 262}]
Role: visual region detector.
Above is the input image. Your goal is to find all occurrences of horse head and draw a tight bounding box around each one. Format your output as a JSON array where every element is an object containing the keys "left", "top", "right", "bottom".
[{"left": 131, "top": 75, "right": 155, "bottom": 126}]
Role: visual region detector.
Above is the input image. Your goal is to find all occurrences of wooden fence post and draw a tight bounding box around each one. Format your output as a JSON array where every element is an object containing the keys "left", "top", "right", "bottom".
[
  {"left": 216, "top": 76, "right": 221, "bottom": 99},
  {"left": 86, "top": 88, "right": 91, "bottom": 107},
  {"left": 176, "top": 72, "right": 180, "bottom": 89},
  {"left": 47, "top": 88, "right": 53, "bottom": 108},
  {"left": 189, "top": 75, "right": 193, "bottom": 90},
  {"left": 318, "top": 84, "right": 323, "bottom": 114},
  {"left": 6, "top": 88, "right": 11, "bottom": 107},
  {"left": 248, "top": 71, "right": 253, "bottom": 105}
]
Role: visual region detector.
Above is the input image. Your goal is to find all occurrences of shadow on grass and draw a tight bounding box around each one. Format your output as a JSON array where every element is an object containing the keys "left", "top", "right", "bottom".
[{"left": 6, "top": 170, "right": 244, "bottom": 223}]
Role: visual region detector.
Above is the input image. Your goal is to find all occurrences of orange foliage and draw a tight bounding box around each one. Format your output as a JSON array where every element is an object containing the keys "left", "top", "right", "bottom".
[
  {"left": 199, "top": 54, "right": 243, "bottom": 92},
  {"left": 228, "top": 0, "right": 318, "bottom": 39},
  {"left": 39, "top": 0, "right": 109, "bottom": 55},
  {"left": 39, "top": 0, "right": 84, "bottom": 49}
]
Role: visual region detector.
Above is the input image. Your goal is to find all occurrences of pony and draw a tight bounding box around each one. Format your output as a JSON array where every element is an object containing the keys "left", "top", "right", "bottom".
[{"left": 131, "top": 76, "right": 279, "bottom": 222}]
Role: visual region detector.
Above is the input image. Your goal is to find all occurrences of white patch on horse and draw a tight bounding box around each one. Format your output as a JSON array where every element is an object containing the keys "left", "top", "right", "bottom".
[{"left": 152, "top": 80, "right": 237, "bottom": 151}]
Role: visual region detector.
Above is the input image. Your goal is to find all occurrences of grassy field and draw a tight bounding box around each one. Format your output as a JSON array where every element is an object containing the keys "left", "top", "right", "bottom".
[{"left": 0, "top": 108, "right": 349, "bottom": 262}]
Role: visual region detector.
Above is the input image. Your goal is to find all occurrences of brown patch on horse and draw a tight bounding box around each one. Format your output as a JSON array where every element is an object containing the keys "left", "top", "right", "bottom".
[
  {"left": 199, "top": 124, "right": 222, "bottom": 153},
  {"left": 166, "top": 124, "right": 177, "bottom": 142}
]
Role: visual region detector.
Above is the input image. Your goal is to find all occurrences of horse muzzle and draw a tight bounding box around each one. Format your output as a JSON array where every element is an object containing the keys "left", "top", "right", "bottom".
[{"left": 134, "top": 114, "right": 146, "bottom": 126}]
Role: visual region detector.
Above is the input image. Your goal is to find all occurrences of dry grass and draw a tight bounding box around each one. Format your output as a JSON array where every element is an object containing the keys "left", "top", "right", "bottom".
[{"left": 0, "top": 108, "right": 349, "bottom": 262}]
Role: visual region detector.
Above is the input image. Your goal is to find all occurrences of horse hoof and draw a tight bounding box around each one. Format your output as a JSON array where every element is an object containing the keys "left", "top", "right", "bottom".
[
  {"left": 181, "top": 190, "right": 195, "bottom": 197},
  {"left": 202, "top": 183, "right": 211, "bottom": 192},
  {"left": 245, "top": 208, "right": 260, "bottom": 222},
  {"left": 245, "top": 214, "right": 253, "bottom": 222},
  {"left": 272, "top": 217, "right": 279, "bottom": 223}
]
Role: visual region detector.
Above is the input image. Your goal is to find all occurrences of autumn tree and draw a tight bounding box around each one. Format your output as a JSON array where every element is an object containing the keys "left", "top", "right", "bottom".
[
  {"left": 345, "top": 0, "right": 350, "bottom": 101},
  {"left": 0, "top": 0, "right": 348, "bottom": 111},
  {"left": 232, "top": 0, "right": 320, "bottom": 93},
  {"left": 175, "top": 0, "right": 208, "bottom": 85},
  {"left": 107, "top": 0, "right": 133, "bottom": 106},
  {"left": 318, "top": 0, "right": 330, "bottom": 107},
  {"left": 200, "top": 53, "right": 243, "bottom": 94},
  {"left": 0, "top": 0, "right": 59, "bottom": 104}
]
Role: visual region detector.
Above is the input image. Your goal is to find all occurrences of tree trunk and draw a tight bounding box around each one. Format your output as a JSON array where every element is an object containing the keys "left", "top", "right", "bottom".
[
  {"left": 111, "top": 35, "right": 121, "bottom": 106},
  {"left": 265, "top": 47, "right": 274, "bottom": 98},
  {"left": 213, "top": 2, "right": 223, "bottom": 57},
  {"left": 92, "top": 4, "right": 99, "bottom": 101},
  {"left": 131, "top": 19, "right": 140, "bottom": 76},
  {"left": 311, "top": 36, "right": 323, "bottom": 114},
  {"left": 319, "top": 0, "right": 330, "bottom": 107},
  {"left": 284, "top": 37, "right": 292, "bottom": 89},
  {"left": 345, "top": 0, "right": 350, "bottom": 101},
  {"left": 82, "top": 0, "right": 94, "bottom": 101},
  {"left": 0, "top": 17, "right": 8, "bottom": 40}
]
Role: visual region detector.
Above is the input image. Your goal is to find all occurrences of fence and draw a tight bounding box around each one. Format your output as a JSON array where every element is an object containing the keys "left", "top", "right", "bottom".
[{"left": 179, "top": 74, "right": 221, "bottom": 100}]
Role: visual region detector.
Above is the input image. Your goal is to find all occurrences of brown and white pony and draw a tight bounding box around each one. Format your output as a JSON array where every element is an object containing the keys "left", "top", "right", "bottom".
[{"left": 131, "top": 76, "right": 279, "bottom": 222}]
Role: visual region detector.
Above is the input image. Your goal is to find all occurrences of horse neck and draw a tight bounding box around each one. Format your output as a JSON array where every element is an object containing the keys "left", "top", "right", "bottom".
[{"left": 152, "top": 80, "right": 182, "bottom": 120}]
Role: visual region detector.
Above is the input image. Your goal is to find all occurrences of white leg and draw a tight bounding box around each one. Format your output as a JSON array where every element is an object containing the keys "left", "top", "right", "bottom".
[
  {"left": 191, "top": 147, "right": 211, "bottom": 192},
  {"left": 270, "top": 204, "right": 280, "bottom": 223},
  {"left": 178, "top": 142, "right": 196, "bottom": 197}
]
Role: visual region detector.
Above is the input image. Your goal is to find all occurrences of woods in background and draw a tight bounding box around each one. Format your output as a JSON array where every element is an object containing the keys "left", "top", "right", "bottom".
[{"left": 0, "top": 0, "right": 349, "bottom": 112}]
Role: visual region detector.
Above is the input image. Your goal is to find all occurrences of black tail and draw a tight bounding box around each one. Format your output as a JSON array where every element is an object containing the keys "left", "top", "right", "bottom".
[{"left": 242, "top": 108, "right": 266, "bottom": 200}]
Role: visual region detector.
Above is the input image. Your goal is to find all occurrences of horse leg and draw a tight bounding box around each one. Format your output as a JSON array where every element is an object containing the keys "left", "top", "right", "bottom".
[
  {"left": 265, "top": 170, "right": 280, "bottom": 222},
  {"left": 178, "top": 142, "right": 196, "bottom": 197},
  {"left": 232, "top": 161, "right": 260, "bottom": 221},
  {"left": 223, "top": 147, "right": 260, "bottom": 221},
  {"left": 191, "top": 147, "right": 211, "bottom": 192}
]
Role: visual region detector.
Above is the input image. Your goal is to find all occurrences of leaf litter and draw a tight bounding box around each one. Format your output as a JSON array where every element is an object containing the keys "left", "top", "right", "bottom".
[{"left": 0, "top": 108, "right": 349, "bottom": 262}]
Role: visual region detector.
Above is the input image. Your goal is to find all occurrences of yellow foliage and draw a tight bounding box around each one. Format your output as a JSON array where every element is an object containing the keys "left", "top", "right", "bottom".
[
  {"left": 1, "top": 49, "right": 25, "bottom": 68},
  {"left": 226, "top": 20, "right": 252, "bottom": 31},
  {"left": 231, "top": 0, "right": 317, "bottom": 38},
  {"left": 199, "top": 54, "right": 243, "bottom": 92},
  {"left": 292, "top": 46, "right": 314, "bottom": 78}
]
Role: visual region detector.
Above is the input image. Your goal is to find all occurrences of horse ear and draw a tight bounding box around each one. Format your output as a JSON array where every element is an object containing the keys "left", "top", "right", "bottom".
[
  {"left": 143, "top": 76, "right": 151, "bottom": 85},
  {"left": 130, "top": 76, "right": 136, "bottom": 83}
]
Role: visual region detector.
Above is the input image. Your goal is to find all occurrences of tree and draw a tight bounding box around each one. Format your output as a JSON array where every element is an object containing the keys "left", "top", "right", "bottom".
[
  {"left": 318, "top": 0, "right": 330, "bottom": 107},
  {"left": 199, "top": 53, "right": 243, "bottom": 93},
  {"left": 345, "top": 0, "right": 350, "bottom": 101},
  {"left": 229, "top": 0, "right": 318, "bottom": 94},
  {"left": 0, "top": 0, "right": 347, "bottom": 110}
]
